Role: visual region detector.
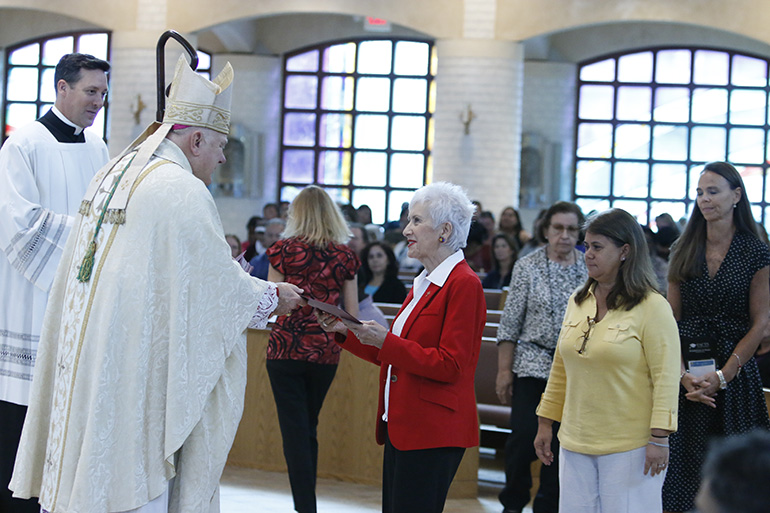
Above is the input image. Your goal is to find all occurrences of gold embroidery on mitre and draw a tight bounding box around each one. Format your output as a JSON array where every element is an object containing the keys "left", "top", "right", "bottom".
[{"left": 162, "top": 55, "right": 233, "bottom": 134}]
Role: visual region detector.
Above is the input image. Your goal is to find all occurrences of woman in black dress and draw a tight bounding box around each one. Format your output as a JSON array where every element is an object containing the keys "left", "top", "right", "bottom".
[{"left": 663, "top": 161, "right": 770, "bottom": 513}]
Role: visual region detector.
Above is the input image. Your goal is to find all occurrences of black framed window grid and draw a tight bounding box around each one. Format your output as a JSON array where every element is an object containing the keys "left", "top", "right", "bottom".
[
  {"left": 2, "top": 31, "right": 111, "bottom": 143},
  {"left": 280, "top": 38, "right": 436, "bottom": 224},
  {"left": 574, "top": 46, "right": 770, "bottom": 229}
]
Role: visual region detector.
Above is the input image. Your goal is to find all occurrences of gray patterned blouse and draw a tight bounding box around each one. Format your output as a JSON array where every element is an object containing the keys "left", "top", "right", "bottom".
[{"left": 497, "top": 246, "right": 588, "bottom": 380}]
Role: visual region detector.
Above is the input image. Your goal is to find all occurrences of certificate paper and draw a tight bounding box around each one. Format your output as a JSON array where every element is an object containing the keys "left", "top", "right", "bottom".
[{"left": 304, "top": 296, "right": 362, "bottom": 324}]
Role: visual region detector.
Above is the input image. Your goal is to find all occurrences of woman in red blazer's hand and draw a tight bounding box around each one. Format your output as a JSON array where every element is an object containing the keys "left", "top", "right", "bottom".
[{"left": 317, "top": 182, "right": 486, "bottom": 513}]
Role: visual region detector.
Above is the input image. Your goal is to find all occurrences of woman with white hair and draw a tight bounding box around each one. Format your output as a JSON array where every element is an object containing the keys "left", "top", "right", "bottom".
[{"left": 316, "top": 182, "right": 486, "bottom": 513}]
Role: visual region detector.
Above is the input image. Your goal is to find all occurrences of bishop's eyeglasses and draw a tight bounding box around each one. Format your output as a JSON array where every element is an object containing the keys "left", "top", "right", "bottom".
[{"left": 576, "top": 316, "right": 597, "bottom": 355}]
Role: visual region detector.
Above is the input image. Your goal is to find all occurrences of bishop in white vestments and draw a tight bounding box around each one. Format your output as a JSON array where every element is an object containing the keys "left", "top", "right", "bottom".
[{"left": 10, "top": 55, "right": 304, "bottom": 513}]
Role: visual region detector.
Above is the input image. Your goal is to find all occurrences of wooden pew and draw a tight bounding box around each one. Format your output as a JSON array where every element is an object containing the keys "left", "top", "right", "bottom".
[
  {"left": 475, "top": 338, "right": 511, "bottom": 452},
  {"left": 374, "top": 304, "right": 503, "bottom": 325},
  {"left": 228, "top": 329, "right": 479, "bottom": 498},
  {"left": 486, "top": 309, "right": 503, "bottom": 324},
  {"left": 484, "top": 288, "right": 504, "bottom": 311},
  {"left": 483, "top": 322, "right": 499, "bottom": 339}
]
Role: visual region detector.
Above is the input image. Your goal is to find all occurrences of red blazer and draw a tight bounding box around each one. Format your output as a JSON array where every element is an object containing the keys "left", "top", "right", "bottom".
[{"left": 337, "top": 260, "right": 485, "bottom": 451}]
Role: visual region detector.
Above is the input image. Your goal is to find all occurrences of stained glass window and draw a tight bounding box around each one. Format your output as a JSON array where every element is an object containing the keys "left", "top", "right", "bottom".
[
  {"left": 576, "top": 48, "right": 770, "bottom": 229},
  {"left": 280, "top": 39, "right": 435, "bottom": 224}
]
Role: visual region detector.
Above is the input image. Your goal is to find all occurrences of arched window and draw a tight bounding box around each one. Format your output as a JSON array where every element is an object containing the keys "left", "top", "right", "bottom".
[
  {"left": 280, "top": 39, "right": 436, "bottom": 224},
  {"left": 2, "top": 32, "right": 111, "bottom": 142},
  {"left": 196, "top": 49, "right": 212, "bottom": 80},
  {"left": 574, "top": 47, "right": 770, "bottom": 228}
]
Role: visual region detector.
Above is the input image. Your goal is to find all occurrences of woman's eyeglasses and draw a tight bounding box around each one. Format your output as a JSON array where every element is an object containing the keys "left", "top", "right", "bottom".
[
  {"left": 577, "top": 316, "right": 596, "bottom": 355},
  {"left": 550, "top": 224, "right": 580, "bottom": 236}
]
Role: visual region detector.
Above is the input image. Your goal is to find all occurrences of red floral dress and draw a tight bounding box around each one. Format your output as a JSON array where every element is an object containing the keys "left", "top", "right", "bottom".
[{"left": 267, "top": 238, "right": 359, "bottom": 364}]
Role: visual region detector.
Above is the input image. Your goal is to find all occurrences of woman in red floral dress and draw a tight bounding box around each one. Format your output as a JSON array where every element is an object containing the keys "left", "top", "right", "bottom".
[{"left": 266, "top": 185, "right": 360, "bottom": 513}]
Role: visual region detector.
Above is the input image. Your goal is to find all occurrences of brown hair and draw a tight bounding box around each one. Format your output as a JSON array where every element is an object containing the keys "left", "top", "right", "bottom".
[
  {"left": 668, "top": 161, "right": 759, "bottom": 282},
  {"left": 575, "top": 209, "right": 659, "bottom": 310}
]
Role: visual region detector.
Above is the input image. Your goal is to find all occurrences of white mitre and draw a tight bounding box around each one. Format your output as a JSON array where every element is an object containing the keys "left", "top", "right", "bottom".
[
  {"left": 163, "top": 54, "right": 234, "bottom": 134},
  {"left": 79, "top": 54, "right": 234, "bottom": 225}
]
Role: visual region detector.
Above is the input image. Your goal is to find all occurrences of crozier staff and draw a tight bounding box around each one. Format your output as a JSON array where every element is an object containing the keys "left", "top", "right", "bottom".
[{"left": 10, "top": 55, "right": 303, "bottom": 513}]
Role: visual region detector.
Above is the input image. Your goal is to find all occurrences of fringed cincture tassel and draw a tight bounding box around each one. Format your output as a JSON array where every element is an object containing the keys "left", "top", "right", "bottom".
[
  {"left": 74, "top": 151, "right": 138, "bottom": 283},
  {"left": 78, "top": 200, "right": 92, "bottom": 216},
  {"left": 77, "top": 240, "right": 97, "bottom": 283}
]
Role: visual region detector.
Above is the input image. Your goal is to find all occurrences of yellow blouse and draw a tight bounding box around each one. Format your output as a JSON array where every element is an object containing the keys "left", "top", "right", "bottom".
[{"left": 537, "top": 285, "right": 680, "bottom": 455}]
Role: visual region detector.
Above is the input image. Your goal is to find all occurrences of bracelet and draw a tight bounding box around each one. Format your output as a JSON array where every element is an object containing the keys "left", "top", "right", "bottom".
[
  {"left": 732, "top": 353, "right": 743, "bottom": 376},
  {"left": 679, "top": 369, "right": 687, "bottom": 381},
  {"left": 648, "top": 441, "right": 669, "bottom": 448},
  {"left": 716, "top": 369, "right": 727, "bottom": 390},
  {"left": 650, "top": 434, "right": 669, "bottom": 439}
]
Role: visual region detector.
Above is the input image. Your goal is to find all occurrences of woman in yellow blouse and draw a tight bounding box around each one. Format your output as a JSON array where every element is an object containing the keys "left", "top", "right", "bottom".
[{"left": 534, "top": 208, "right": 680, "bottom": 513}]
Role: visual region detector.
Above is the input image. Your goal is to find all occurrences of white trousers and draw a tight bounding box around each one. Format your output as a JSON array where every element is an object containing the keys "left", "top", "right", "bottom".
[{"left": 559, "top": 446, "right": 664, "bottom": 513}]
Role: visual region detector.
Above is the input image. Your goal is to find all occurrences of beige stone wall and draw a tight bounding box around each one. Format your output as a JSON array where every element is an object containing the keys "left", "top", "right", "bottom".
[
  {"left": 163, "top": 0, "right": 464, "bottom": 37},
  {"left": 433, "top": 39, "right": 524, "bottom": 217},
  {"left": 498, "top": 0, "right": 770, "bottom": 45},
  {"left": 4, "top": 0, "right": 770, "bottom": 49},
  {"left": 3, "top": 0, "right": 770, "bottom": 224},
  {"left": 0, "top": 0, "right": 135, "bottom": 30}
]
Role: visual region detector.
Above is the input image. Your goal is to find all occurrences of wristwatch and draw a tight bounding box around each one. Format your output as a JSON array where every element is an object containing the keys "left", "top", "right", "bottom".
[{"left": 716, "top": 369, "right": 727, "bottom": 390}]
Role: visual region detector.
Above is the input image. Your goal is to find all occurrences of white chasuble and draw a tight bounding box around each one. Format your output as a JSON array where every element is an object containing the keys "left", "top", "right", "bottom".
[{"left": 10, "top": 139, "right": 274, "bottom": 513}]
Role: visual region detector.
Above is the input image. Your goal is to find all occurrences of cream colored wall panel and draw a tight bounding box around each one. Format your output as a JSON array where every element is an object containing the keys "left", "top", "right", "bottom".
[
  {"left": 432, "top": 39, "right": 524, "bottom": 215},
  {"left": 165, "top": 0, "right": 463, "bottom": 39},
  {"left": 0, "top": 9, "right": 102, "bottom": 47},
  {"left": 0, "top": 0, "right": 135, "bottom": 30},
  {"left": 497, "top": 0, "right": 770, "bottom": 46}
]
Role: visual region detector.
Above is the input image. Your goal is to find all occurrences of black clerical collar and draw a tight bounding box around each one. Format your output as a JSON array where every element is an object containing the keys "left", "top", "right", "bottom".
[{"left": 37, "top": 109, "right": 86, "bottom": 143}]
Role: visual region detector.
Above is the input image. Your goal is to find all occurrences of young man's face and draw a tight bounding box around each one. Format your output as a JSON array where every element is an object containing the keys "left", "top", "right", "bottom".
[{"left": 56, "top": 69, "right": 109, "bottom": 128}]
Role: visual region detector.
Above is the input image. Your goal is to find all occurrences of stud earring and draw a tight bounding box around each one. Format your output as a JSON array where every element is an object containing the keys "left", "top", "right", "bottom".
[
  {"left": 621, "top": 257, "right": 626, "bottom": 262},
  {"left": 439, "top": 236, "right": 445, "bottom": 243},
  {"left": 733, "top": 204, "right": 737, "bottom": 209}
]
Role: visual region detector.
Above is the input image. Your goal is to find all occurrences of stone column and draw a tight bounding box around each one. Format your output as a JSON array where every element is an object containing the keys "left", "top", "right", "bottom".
[
  {"left": 211, "top": 53, "right": 283, "bottom": 238},
  {"left": 106, "top": 0, "right": 206, "bottom": 153},
  {"left": 431, "top": 38, "right": 524, "bottom": 214}
]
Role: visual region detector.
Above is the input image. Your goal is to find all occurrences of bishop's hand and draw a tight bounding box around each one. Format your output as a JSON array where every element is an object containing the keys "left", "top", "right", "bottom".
[{"left": 272, "top": 283, "right": 305, "bottom": 317}]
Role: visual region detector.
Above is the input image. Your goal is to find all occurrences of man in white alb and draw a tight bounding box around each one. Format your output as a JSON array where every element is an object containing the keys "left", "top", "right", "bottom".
[
  {"left": 10, "top": 55, "right": 304, "bottom": 512},
  {"left": 0, "top": 52, "right": 110, "bottom": 513}
]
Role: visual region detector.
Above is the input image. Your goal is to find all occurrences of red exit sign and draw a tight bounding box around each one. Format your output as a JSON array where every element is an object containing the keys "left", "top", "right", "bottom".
[{"left": 365, "top": 16, "right": 391, "bottom": 32}]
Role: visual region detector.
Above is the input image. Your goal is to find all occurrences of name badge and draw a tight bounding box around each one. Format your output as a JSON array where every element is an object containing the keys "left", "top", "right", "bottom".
[{"left": 688, "top": 358, "right": 717, "bottom": 377}]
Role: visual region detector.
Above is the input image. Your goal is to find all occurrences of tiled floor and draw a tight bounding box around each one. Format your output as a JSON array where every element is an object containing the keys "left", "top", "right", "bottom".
[{"left": 219, "top": 450, "right": 534, "bottom": 513}]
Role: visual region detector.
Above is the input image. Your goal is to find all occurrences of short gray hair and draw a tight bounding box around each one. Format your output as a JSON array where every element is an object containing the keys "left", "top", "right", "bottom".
[
  {"left": 265, "top": 217, "right": 286, "bottom": 228},
  {"left": 409, "top": 182, "right": 474, "bottom": 251}
]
